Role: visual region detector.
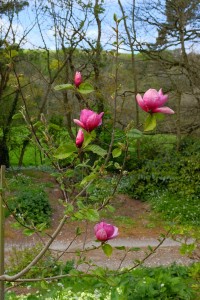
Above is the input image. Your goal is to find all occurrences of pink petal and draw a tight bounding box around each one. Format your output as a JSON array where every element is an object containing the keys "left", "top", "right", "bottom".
[
  {"left": 143, "top": 89, "right": 160, "bottom": 110},
  {"left": 76, "top": 129, "right": 84, "bottom": 148},
  {"left": 110, "top": 226, "right": 118, "bottom": 239},
  {"left": 74, "top": 72, "right": 82, "bottom": 87},
  {"left": 103, "top": 224, "right": 115, "bottom": 238},
  {"left": 94, "top": 222, "right": 104, "bottom": 233},
  {"left": 153, "top": 107, "right": 175, "bottom": 114},
  {"left": 96, "top": 228, "right": 108, "bottom": 241},
  {"left": 98, "top": 112, "right": 104, "bottom": 126},
  {"left": 80, "top": 109, "right": 94, "bottom": 124},
  {"left": 73, "top": 119, "right": 86, "bottom": 130},
  {"left": 158, "top": 88, "right": 169, "bottom": 106},
  {"left": 86, "top": 113, "right": 101, "bottom": 132},
  {"left": 136, "top": 94, "right": 149, "bottom": 112}
]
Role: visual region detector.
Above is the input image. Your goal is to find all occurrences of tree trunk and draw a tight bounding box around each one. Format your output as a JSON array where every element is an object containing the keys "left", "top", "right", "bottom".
[{"left": 0, "top": 138, "right": 9, "bottom": 168}]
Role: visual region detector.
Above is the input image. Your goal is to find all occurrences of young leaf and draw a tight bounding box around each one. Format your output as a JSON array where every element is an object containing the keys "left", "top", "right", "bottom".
[
  {"left": 115, "top": 246, "right": 126, "bottom": 250},
  {"left": 102, "top": 243, "right": 113, "bottom": 257},
  {"left": 85, "top": 208, "right": 99, "bottom": 222},
  {"left": 78, "top": 82, "right": 94, "bottom": 94},
  {"left": 126, "top": 128, "right": 143, "bottom": 139},
  {"left": 129, "top": 247, "right": 141, "bottom": 252},
  {"left": 85, "top": 144, "right": 107, "bottom": 157},
  {"left": 54, "top": 83, "right": 74, "bottom": 91},
  {"left": 112, "top": 148, "right": 122, "bottom": 158},
  {"left": 80, "top": 172, "right": 98, "bottom": 186},
  {"left": 12, "top": 113, "right": 22, "bottom": 120},
  {"left": 23, "top": 228, "right": 35, "bottom": 236},
  {"left": 54, "top": 144, "right": 77, "bottom": 159},
  {"left": 82, "top": 130, "right": 96, "bottom": 148},
  {"left": 144, "top": 114, "right": 157, "bottom": 131}
]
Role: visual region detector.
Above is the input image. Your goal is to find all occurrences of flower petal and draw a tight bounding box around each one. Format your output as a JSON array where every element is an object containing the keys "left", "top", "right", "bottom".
[
  {"left": 94, "top": 222, "right": 104, "bottom": 233},
  {"left": 73, "top": 119, "right": 86, "bottom": 130},
  {"left": 143, "top": 89, "right": 160, "bottom": 110},
  {"left": 136, "top": 93, "right": 149, "bottom": 112},
  {"left": 86, "top": 113, "right": 101, "bottom": 132},
  {"left": 110, "top": 226, "right": 119, "bottom": 239},
  {"left": 153, "top": 107, "right": 175, "bottom": 114},
  {"left": 158, "top": 88, "right": 169, "bottom": 106},
  {"left": 103, "top": 224, "right": 115, "bottom": 238},
  {"left": 96, "top": 228, "right": 108, "bottom": 241},
  {"left": 76, "top": 129, "right": 84, "bottom": 148},
  {"left": 80, "top": 109, "right": 94, "bottom": 124}
]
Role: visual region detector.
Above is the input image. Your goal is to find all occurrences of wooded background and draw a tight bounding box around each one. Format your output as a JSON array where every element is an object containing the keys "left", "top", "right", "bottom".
[{"left": 0, "top": 0, "right": 200, "bottom": 167}]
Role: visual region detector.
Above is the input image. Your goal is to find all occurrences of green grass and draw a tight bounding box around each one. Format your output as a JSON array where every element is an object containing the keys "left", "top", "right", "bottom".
[
  {"left": 149, "top": 191, "right": 200, "bottom": 226},
  {"left": 10, "top": 145, "right": 47, "bottom": 166}
]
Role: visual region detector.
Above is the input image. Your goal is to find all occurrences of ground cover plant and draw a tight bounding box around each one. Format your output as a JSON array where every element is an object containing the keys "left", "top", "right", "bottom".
[
  {"left": 5, "top": 264, "right": 200, "bottom": 299},
  {"left": 118, "top": 135, "right": 200, "bottom": 227}
]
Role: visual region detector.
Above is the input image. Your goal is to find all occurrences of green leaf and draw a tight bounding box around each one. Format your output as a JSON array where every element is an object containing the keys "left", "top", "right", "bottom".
[
  {"left": 12, "top": 113, "right": 22, "bottom": 120},
  {"left": 106, "top": 277, "right": 118, "bottom": 287},
  {"left": 114, "top": 162, "right": 121, "bottom": 169},
  {"left": 41, "top": 280, "right": 48, "bottom": 290},
  {"left": 23, "top": 228, "right": 35, "bottom": 236},
  {"left": 129, "top": 247, "right": 141, "bottom": 252},
  {"left": 11, "top": 222, "right": 21, "bottom": 229},
  {"left": 54, "top": 143, "right": 77, "bottom": 159},
  {"left": 144, "top": 114, "right": 157, "bottom": 131},
  {"left": 5, "top": 49, "right": 18, "bottom": 58},
  {"left": 91, "top": 267, "right": 106, "bottom": 277},
  {"left": 102, "top": 243, "right": 113, "bottom": 257},
  {"left": 115, "top": 246, "right": 126, "bottom": 250},
  {"left": 76, "top": 227, "right": 82, "bottom": 235},
  {"left": 54, "top": 83, "right": 74, "bottom": 91},
  {"left": 85, "top": 144, "right": 107, "bottom": 157},
  {"left": 80, "top": 172, "right": 98, "bottom": 186},
  {"left": 126, "top": 128, "right": 143, "bottom": 139},
  {"left": 85, "top": 208, "right": 99, "bottom": 222},
  {"left": 113, "top": 13, "right": 118, "bottom": 22},
  {"left": 78, "top": 82, "right": 94, "bottom": 94},
  {"left": 112, "top": 148, "right": 122, "bottom": 158},
  {"left": 82, "top": 130, "right": 96, "bottom": 148},
  {"left": 155, "top": 113, "right": 165, "bottom": 121}
]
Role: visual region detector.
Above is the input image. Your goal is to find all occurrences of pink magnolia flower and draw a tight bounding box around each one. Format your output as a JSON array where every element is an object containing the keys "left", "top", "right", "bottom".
[
  {"left": 74, "top": 109, "right": 104, "bottom": 132},
  {"left": 74, "top": 71, "right": 82, "bottom": 88},
  {"left": 136, "top": 88, "right": 174, "bottom": 114},
  {"left": 94, "top": 221, "right": 118, "bottom": 242},
  {"left": 76, "top": 129, "right": 84, "bottom": 148}
]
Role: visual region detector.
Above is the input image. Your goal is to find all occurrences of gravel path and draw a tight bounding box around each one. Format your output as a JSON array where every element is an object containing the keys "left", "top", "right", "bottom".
[{"left": 5, "top": 237, "right": 196, "bottom": 269}]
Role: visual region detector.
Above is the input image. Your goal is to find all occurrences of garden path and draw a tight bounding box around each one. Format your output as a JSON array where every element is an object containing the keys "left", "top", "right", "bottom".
[{"left": 4, "top": 171, "right": 197, "bottom": 269}]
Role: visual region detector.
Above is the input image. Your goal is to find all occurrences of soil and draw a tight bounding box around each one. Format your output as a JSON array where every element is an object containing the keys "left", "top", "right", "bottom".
[{"left": 4, "top": 170, "right": 197, "bottom": 271}]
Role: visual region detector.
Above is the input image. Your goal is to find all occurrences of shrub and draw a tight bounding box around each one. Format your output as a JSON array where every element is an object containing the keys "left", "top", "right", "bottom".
[
  {"left": 9, "top": 187, "right": 52, "bottom": 227},
  {"left": 5, "top": 244, "right": 73, "bottom": 279}
]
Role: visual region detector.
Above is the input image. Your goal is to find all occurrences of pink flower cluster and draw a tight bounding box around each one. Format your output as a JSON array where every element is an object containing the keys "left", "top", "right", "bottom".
[
  {"left": 74, "top": 109, "right": 104, "bottom": 148},
  {"left": 94, "top": 221, "right": 118, "bottom": 242}
]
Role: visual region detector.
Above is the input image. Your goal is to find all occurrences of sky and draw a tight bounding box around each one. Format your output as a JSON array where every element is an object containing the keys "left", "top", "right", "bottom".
[
  {"left": 0, "top": 0, "right": 153, "bottom": 52},
  {"left": 1, "top": 0, "right": 199, "bottom": 53}
]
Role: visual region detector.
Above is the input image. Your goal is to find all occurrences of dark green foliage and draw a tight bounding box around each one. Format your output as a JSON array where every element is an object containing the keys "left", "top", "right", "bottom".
[
  {"left": 6, "top": 264, "right": 199, "bottom": 299},
  {"left": 10, "top": 187, "right": 52, "bottom": 227},
  {"left": 119, "top": 136, "right": 200, "bottom": 225},
  {"left": 119, "top": 265, "right": 197, "bottom": 300}
]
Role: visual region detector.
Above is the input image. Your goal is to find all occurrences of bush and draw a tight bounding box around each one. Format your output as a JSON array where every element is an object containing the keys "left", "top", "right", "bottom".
[
  {"left": 6, "top": 245, "right": 74, "bottom": 279},
  {"left": 9, "top": 187, "right": 52, "bottom": 227}
]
